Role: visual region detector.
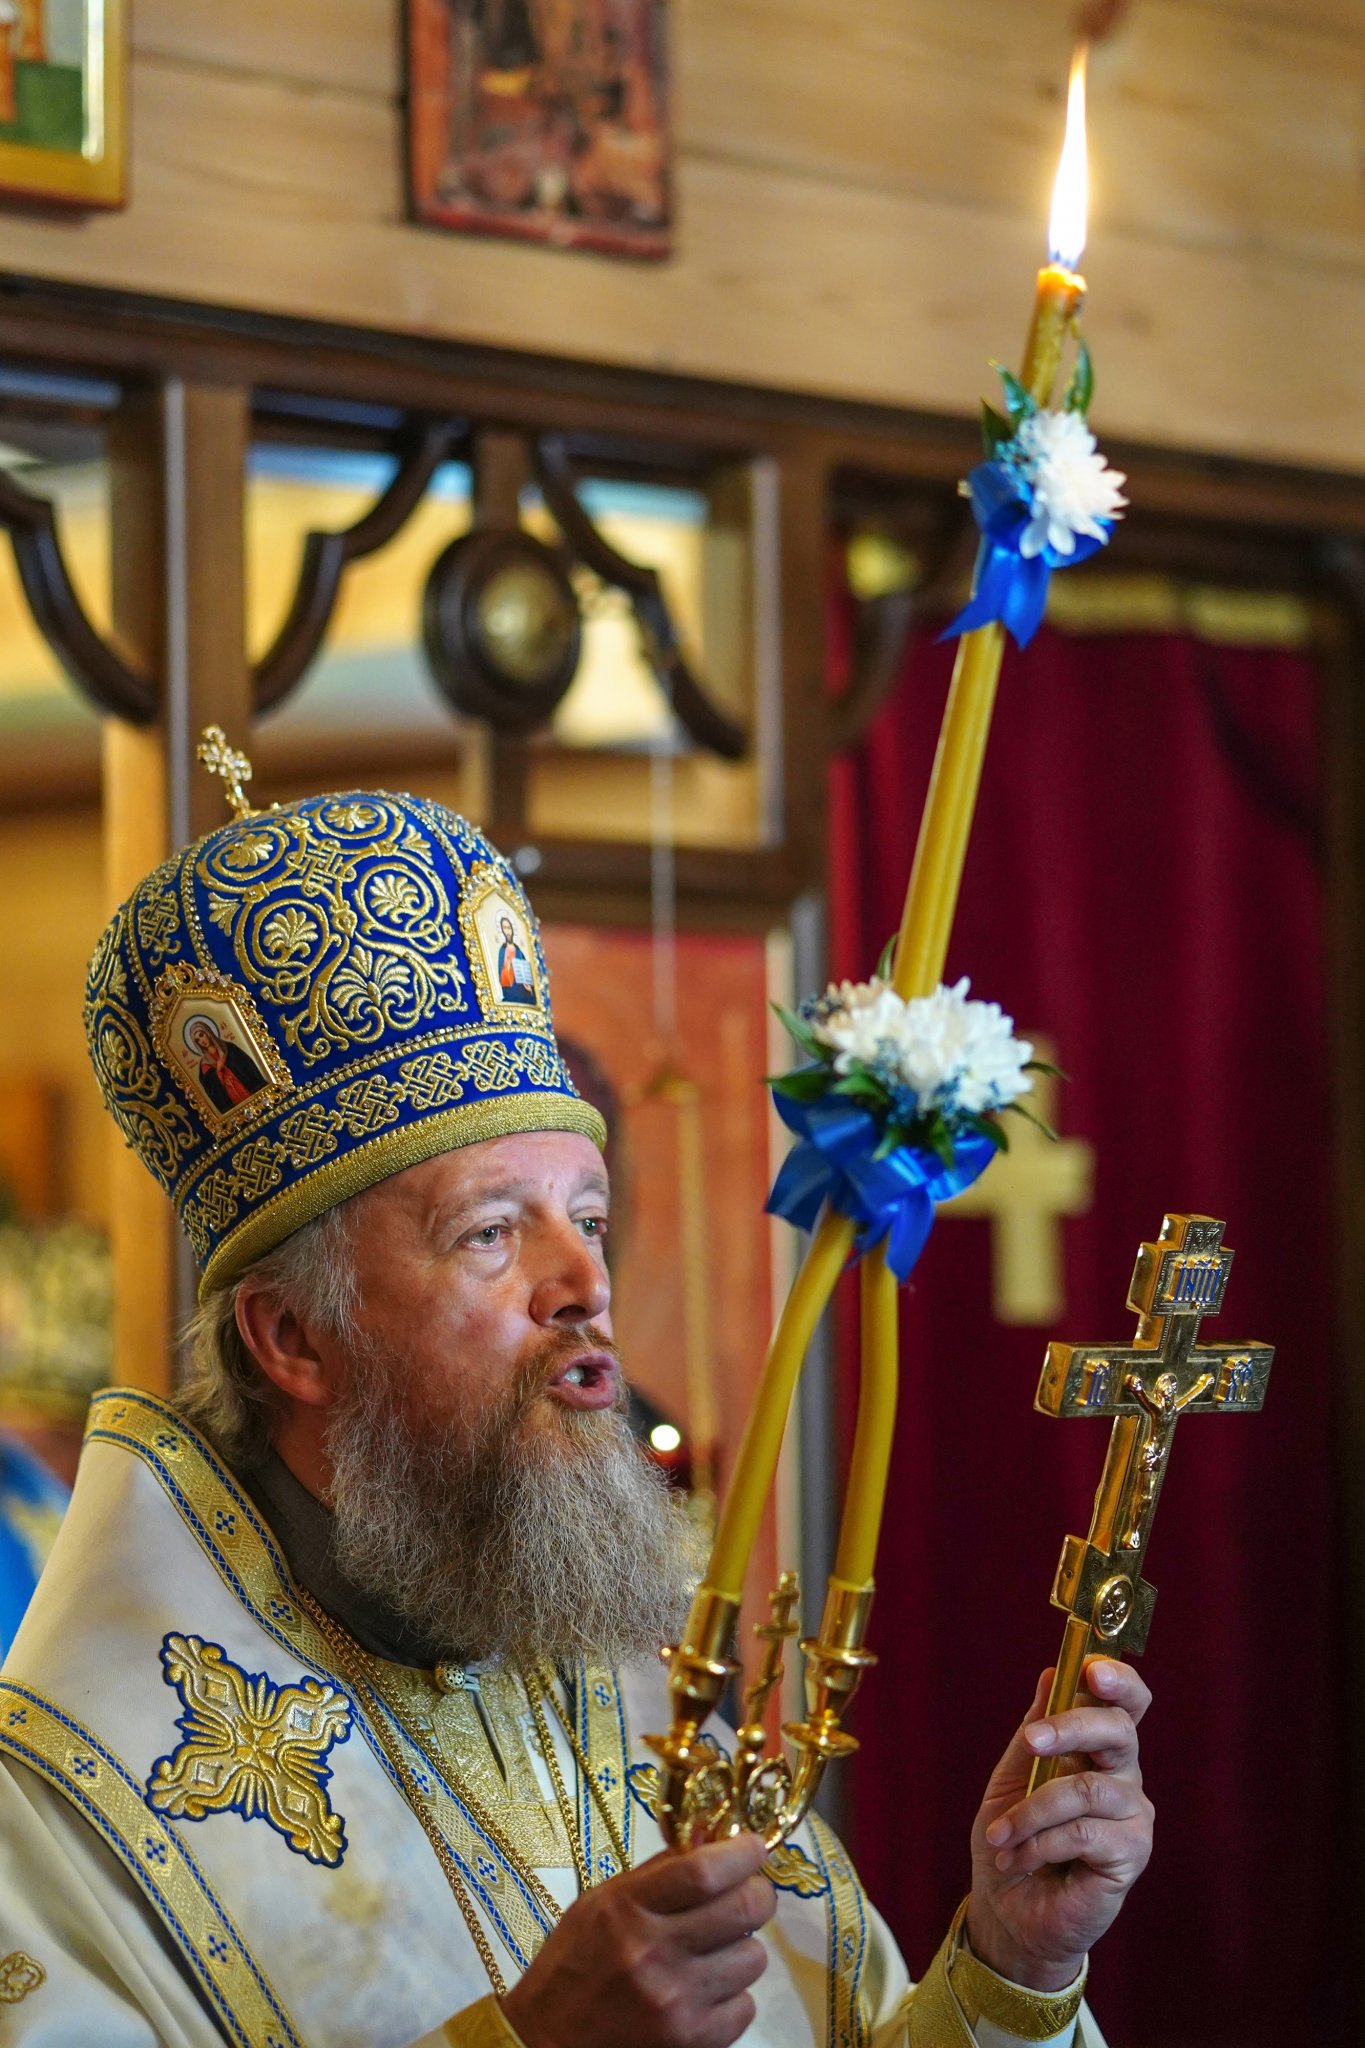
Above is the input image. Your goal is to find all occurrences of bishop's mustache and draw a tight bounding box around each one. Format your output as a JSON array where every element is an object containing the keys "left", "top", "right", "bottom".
[{"left": 516, "top": 1326, "right": 626, "bottom": 1412}]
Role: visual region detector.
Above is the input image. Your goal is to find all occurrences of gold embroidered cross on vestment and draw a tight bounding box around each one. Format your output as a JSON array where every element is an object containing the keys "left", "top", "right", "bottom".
[{"left": 146, "top": 1634, "right": 351, "bottom": 1865}]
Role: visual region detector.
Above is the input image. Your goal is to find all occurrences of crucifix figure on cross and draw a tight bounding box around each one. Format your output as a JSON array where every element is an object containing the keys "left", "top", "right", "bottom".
[{"left": 1029, "top": 1212, "right": 1273, "bottom": 1790}]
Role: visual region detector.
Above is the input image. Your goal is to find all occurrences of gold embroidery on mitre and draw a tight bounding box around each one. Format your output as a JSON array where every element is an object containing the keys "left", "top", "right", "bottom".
[
  {"left": 151, "top": 963, "right": 291, "bottom": 1139},
  {"left": 147, "top": 1634, "right": 351, "bottom": 1867},
  {"left": 193, "top": 799, "right": 470, "bottom": 1066},
  {"left": 0, "top": 1951, "right": 45, "bottom": 2003},
  {"left": 84, "top": 912, "right": 198, "bottom": 1189}
]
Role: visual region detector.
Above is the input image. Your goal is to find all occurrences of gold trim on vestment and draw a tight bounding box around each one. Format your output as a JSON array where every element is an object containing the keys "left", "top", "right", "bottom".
[
  {"left": 0, "top": 1682, "right": 303, "bottom": 2048},
  {"left": 808, "top": 1812, "right": 873, "bottom": 2048},
  {"left": 80, "top": 1391, "right": 591, "bottom": 1977},
  {"left": 442, "top": 1994, "right": 531, "bottom": 2046},
  {"left": 945, "top": 1899, "right": 1087, "bottom": 2039},
  {"left": 0, "top": 1951, "right": 46, "bottom": 2004},
  {"left": 368, "top": 1659, "right": 575, "bottom": 1873},
  {"left": 200, "top": 1092, "right": 606, "bottom": 1294},
  {"left": 574, "top": 1664, "right": 633, "bottom": 1880}
]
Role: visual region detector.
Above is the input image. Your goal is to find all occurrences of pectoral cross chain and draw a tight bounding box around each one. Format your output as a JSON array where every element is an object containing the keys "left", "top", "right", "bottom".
[{"left": 1030, "top": 1213, "right": 1273, "bottom": 1788}]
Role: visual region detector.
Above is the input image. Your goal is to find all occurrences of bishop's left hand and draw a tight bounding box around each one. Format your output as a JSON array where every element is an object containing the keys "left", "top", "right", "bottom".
[{"left": 965, "top": 1658, "right": 1154, "bottom": 1991}]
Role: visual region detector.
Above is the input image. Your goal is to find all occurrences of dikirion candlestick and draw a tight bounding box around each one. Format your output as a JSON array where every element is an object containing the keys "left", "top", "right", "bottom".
[{"left": 647, "top": 45, "right": 1099, "bottom": 1852}]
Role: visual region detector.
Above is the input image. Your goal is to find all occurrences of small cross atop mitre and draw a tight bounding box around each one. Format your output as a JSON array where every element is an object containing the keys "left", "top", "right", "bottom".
[{"left": 196, "top": 726, "right": 256, "bottom": 820}]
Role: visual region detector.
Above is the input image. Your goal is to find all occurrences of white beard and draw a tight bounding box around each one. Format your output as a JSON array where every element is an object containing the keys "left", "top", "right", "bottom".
[{"left": 323, "top": 1341, "right": 702, "bottom": 1669}]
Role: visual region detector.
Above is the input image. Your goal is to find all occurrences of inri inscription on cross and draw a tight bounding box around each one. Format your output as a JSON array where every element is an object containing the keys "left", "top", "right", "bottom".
[{"left": 1029, "top": 1213, "right": 1273, "bottom": 1789}]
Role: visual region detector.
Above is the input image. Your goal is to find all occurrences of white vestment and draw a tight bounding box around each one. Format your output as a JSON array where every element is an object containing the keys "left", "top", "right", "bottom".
[{"left": 0, "top": 1392, "right": 1107, "bottom": 2048}]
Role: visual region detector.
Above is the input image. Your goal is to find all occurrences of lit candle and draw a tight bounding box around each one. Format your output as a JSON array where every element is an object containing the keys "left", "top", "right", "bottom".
[
  {"left": 832, "top": 47, "right": 1091, "bottom": 1592},
  {"left": 691, "top": 46, "right": 1092, "bottom": 1610}
]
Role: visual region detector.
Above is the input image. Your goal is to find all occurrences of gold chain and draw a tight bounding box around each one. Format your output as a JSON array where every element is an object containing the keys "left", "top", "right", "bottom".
[
  {"left": 296, "top": 1587, "right": 512, "bottom": 1995},
  {"left": 524, "top": 1666, "right": 630, "bottom": 1879},
  {"left": 520, "top": 1671, "right": 594, "bottom": 1893},
  {"left": 295, "top": 1592, "right": 634, "bottom": 1998}
]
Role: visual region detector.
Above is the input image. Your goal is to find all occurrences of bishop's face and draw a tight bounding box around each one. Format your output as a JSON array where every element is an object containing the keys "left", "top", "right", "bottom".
[
  {"left": 307, "top": 1132, "right": 698, "bottom": 1667},
  {"left": 321, "top": 1131, "right": 617, "bottom": 1441}
]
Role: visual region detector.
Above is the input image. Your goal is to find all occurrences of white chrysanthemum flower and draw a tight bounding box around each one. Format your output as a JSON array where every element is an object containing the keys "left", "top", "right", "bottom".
[
  {"left": 932, "top": 977, "right": 1035, "bottom": 1113},
  {"left": 1011, "top": 410, "right": 1127, "bottom": 561},
  {"left": 809, "top": 979, "right": 906, "bottom": 1071},
  {"left": 806, "top": 976, "right": 1034, "bottom": 1114}
]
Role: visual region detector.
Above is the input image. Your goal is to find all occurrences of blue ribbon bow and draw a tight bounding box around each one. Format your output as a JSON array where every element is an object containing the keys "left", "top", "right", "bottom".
[
  {"left": 765, "top": 1088, "right": 998, "bottom": 1282},
  {"left": 941, "top": 460, "right": 1111, "bottom": 650}
]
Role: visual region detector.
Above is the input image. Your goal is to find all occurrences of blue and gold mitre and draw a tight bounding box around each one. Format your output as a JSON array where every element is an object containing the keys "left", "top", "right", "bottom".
[{"left": 83, "top": 787, "right": 605, "bottom": 1292}]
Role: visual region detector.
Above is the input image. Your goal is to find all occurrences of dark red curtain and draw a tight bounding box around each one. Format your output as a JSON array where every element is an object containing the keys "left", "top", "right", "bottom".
[{"left": 830, "top": 613, "right": 1344, "bottom": 2044}]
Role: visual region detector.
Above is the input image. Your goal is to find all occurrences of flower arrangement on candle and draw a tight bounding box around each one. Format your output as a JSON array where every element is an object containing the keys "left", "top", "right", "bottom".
[
  {"left": 945, "top": 352, "right": 1127, "bottom": 649},
  {"left": 765, "top": 974, "right": 1055, "bottom": 1279}
]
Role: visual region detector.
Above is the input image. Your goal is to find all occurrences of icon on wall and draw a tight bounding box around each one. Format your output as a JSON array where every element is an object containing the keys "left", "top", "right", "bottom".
[
  {"left": 0, "top": 0, "right": 127, "bottom": 208},
  {"left": 406, "top": 0, "right": 671, "bottom": 259}
]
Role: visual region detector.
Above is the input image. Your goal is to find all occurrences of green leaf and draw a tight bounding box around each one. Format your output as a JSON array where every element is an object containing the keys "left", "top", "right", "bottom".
[
  {"left": 961, "top": 1110, "right": 1007, "bottom": 1154},
  {"left": 1005, "top": 1099, "right": 1059, "bottom": 1142},
  {"left": 832, "top": 1074, "right": 887, "bottom": 1108},
  {"left": 768, "top": 1068, "right": 829, "bottom": 1102},
  {"left": 921, "top": 1114, "right": 957, "bottom": 1171},
  {"left": 980, "top": 400, "right": 1015, "bottom": 457},
  {"left": 1064, "top": 337, "right": 1094, "bottom": 416},
  {"left": 770, "top": 1001, "right": 825, "bottom": 1062},
  {"left": 1023, "top": 1057, "right": 1068, "bottom": 1080},
  {"left": 992, "top": 362, "right": 1038, "bottom": 423},
  {"left": 875, "top": 932, "right": 899, "bottom": 980}
]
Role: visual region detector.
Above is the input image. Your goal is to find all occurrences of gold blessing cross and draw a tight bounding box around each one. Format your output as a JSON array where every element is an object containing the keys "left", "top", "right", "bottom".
[
  {"left": 1030, "top": 1213, "right": 1273, "bottom": 1790},
  {"left": 197, "top": 726, "right": 256, "bottom": 820}
]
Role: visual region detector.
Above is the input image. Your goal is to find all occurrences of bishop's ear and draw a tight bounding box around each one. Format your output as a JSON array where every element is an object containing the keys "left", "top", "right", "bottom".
[{"left": 233, "top": 1283, "right": 335, "bottom": 1410}]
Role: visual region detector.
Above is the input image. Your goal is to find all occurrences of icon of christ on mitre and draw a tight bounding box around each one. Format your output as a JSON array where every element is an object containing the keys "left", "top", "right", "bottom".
[{"left": 0, "top": 768, "right": 1153, "bottom": 2048}]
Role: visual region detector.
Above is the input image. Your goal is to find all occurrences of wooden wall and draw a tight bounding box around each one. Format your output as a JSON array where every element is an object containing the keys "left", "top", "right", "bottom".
[{"left": 3, "top": 1, "right": 1363, "bottom": 469}]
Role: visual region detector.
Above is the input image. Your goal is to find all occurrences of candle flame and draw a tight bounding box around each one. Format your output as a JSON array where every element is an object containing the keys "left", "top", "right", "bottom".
[{"left": 1048, "top": 44, "right": 1089, "bottom": 271}]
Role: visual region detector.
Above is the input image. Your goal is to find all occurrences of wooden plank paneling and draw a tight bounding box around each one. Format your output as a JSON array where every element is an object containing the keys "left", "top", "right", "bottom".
[
  {"left": 133, "top": 0, "right": 396, "bottom": 99},
  {"left": 3, "top": 4, "right": 1363, "bottom": 472},
  {"left": 131, "top": 1, "right": 1365, "bottom": 278},
  {"left": 679, "top": 2, "right": 1365, "bottom": 276},
  {"left": 1198, "top": 0, "right": 1364, "bottom": 37}
]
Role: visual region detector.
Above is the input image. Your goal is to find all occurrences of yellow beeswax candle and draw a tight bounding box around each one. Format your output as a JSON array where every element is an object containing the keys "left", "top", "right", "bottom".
[
  {"left": 707, "top": 44, "right": 1090, "bottom": 1606},
  {"left": 831, "top": 57, "right": 1090, "bottom": 1589},
  {"left": 705, "top": 1207, "right": 855, "bottom": 1600}
]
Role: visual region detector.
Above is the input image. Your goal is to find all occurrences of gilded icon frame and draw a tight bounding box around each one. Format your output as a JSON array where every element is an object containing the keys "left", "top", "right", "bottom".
[
  {"left": 458, "top": 865, "right": 550, "bottom": 1028},
  {"left": 0, "top": 0, "right": 127, "bottom": 210},
  {"left": 151, "top": 965, "right": 291, "bottom": 1139}
]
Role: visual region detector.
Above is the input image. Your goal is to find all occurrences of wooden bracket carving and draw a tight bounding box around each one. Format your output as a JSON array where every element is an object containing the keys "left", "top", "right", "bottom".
[
  {"left": 0, "top": 467, "right": 156, "bottom": 724},
  {"left": 533, "top": 432, "right": 748, "bottom": 761},
  {"left": 254, "top": 417, "right": 468, "bottom": 711}
]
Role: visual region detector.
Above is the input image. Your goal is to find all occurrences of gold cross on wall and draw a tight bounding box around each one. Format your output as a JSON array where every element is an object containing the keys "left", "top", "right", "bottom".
[
  {"left": 1029, "top": 1212, "right": 1273, "bottom": 1787},
  {"left": 941, "top": 1040, "right": 1093, "bottom": 1323}
]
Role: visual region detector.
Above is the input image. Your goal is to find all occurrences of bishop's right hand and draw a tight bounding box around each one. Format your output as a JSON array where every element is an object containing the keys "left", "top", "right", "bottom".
[{"left": 500, "top": 1832, "right": 775, "bottom": 2048}]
